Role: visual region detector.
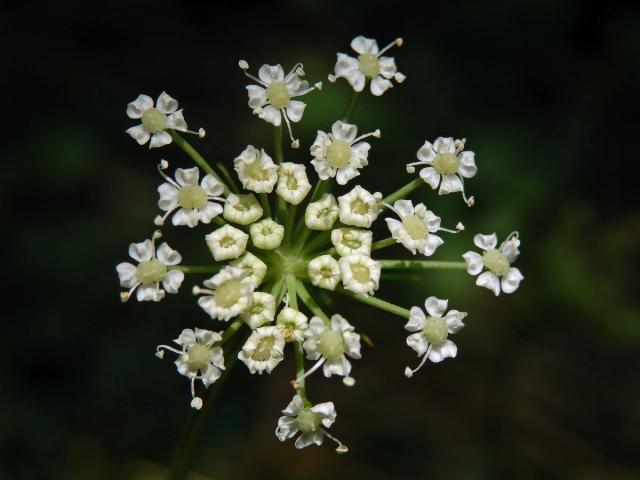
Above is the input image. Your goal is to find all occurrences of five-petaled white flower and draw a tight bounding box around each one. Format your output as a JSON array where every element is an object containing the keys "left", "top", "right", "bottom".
[
  {"left": 276, "top": 162, "right": 312, "bottom": 205},
  {"left": 339, "top": 254, "right": 381, "bottom": 296},
  {"left": 310, "top": 121, "right": 379, "bottom": 185},
  {"left": 308, "top": 255, "right": 341, "bottom": 291},
  {"left": 463, "top": 232, "right": 523, "bottom": 296},
  {"left": 241, "top": 292, "right": 276, "bottom": 329},
  {"left": 155, "top": 328, "right": 225, "bottom": 410},
  {"left": 194, "top": 266, "right": 254, "bottom": 321},
  {"left": 276, "top": 307, "right": 309, "bottom": 342},
  {"left": 230, "top": 252, "right": 267, "bottom": 289},
  {"left": 275, "top": 394, "right": 348, "bottom": 452},
  {"left": 240, "top": 61, "right": 321, "bottom": 147},
  {"left": 249, "top": 218, "right": 285, "bottom": 250},
  {"left": 205, "top": 224, "right": 249, "bottom": 261},
  {"left": 330, "top": 228, "right": 372, "bottom": 257},
  {"left": 234, "top": 145, "right": 278, "bottom": 193},
  {"left": 116, "top": 231, "right": 184, "bottom": 302},
  {"left": 406, "top": 137, "right": 477, "bottom": 206},
  {"left": 404, "top": 297, "right": 466, "bottom": 378},
  {"left": 238, "top": 325, "right": 286, "bottom": 374},
  {"left": 338, "top": 186, "right": 382, "bottom": 228},
  {"left": 223, "top": 193, "right": 263, "bottom": 226},
  {"left": 305, "top": 193, "right": 339, "bottom": 231},
  {"left": 331, "top": 36, "right": 405, "bottom": 96}
]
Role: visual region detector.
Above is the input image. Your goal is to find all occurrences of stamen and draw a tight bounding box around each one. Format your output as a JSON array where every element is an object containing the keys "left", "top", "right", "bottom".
[
  {"left": 321, "top": 429, "right": 349, "bottom": 453},
  {"left": 157, "top": 160, "right": 180, "bottom": 188},
  {"left": 193, "top": 286, "right": 215, "bottom": 296},
  {"left": 377, "top": 37, "right": 403, "bottom": 57},
  {"left": 395, "top": 72, "right": 407, "bottom": 83},
  {"left": 458, "top": 176, "right": 475, "bottom": 207},
  {"left": 456, "top": 222, "right": 465, "bottom": 231},
  {"left": 281, "top": 111, "right": 299, "bottom": 148},
  {"left": 120, "top": 283, "right": 140, "bottom": 303},
  {"left": 438, "top": 223, "right": 464, "bottom": 234},
  {"left": 238, "top": 60, "right": 265, "bottom": 86},
  {"left": 296, "top": 357, "right": 326, "bottom": 383},
  {"left": 342, "top": 376, "right": 356, "bottom": 387},
  {"left": 328, "top": 74, "right": 336, "bottom": 83},
  {"left": 156, "top": 345, "right": 183, "bottom": 357},
  {"left": 405, "top": 160, "right": 428, "bottom": 174},
  {"left": 381, "top": 202, "right": 401, "bottom": 217},
  {"left": 352, "top": 129, "right": 381, "bottom": 144},
  {"left": 292, "top": 82, "right": 323, "bottom": 98},
  {"left": 454, "top": 138, "right": 466, "bottom": 153},
  {"left": 154, "top": 209, "right": 175, "bottom": 226},
  {"left": 285, "top": 63, "right": 305, "bottom": 80},
  {"left": 404, "top": 345, "right": 431, "bottom": 378}
]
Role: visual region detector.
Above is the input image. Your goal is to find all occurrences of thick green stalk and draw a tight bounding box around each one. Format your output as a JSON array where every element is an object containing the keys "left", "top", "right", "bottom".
[
  {"left": 335, "top": 287, "right": 410, "bottom": 319},
  {"left": 301, "top": 231, "right": 332, "bottom": 257},
  {"left": 273, "top": 126, "right": 286, "bottom": 223},
  {"left": 258, "top": 193, "right": 271, "bottom": 218},
  {"left": 371, "top": 237, "right": 396, "bottom": 251},
  {"left": 379, "top": 260, "right": 467, "bottom": 270},
  {"left": 342, "top": 91, "right": 360, "bottom": 122},
  {"left": 294, "top": 341, "right": 311, "bottom": 407},
  {"left": 216, "top": 162, "right": 240, "bottom": 194},
  {"left": 171, "top": 265, "right": 221, "bottom": 274},
  {"left": 382, "top": 178, "right": 423, "bottom": 208},
  {"left": 296, "top": 281, "right": 330, "bottom": 322},
  {"left": 286, "top": 275, "right": 298, "bottom": 309}
]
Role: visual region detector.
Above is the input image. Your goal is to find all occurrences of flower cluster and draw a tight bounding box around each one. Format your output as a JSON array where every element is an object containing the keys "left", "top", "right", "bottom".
[{"left": 116, "top": 35, "right": 523, "bottom": 454}]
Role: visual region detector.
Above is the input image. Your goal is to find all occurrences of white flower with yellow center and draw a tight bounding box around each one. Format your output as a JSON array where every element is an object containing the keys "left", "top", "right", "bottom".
[
  {"left": 463, "top": 233, "right": 523, "bottom": 296},
  {"left": 116, "top": 231, "right": 184, "bottom": 302},
  {"left": 155, "top": 162, "right": 225, "bottom": 228},
  {"left": 155, "top": 328, "right": 225, "bottom": 410},
  {"left": 406, "top": 137, "right": 477, "bottom": 206},
  {"left": 276, "top": 162, "right": 311, "bottom": 205},
  {"left": 310, "top": 121, "right": 379, "bottom": 185},
  {"left": 330, "top": 36, "right": 405, "bottom": 96},
  {"left": 308, "top": 255, "right": 341, "bottom": 291},
  {"left": 205, "top": 224, "right": 248, "bottom": 261},
  {"left": 241, "top": 292, "right": 276, "bottom": 329},
  {"left": 276, "top": 307, "right": 308, "bottom": 342},
  {"left": 330, "top": 228, "right": 372, "bottom": 257},
  {"left": 234, "top": 145, "right": 278, "bottom": 193},
  {"left": 404, "top": 297, "right": 466, "bottom": 378},
  {"left": 338, "top": 186, "right": 381, "bottom": 228},
  {"left": 194, "top": 266, "right": 254, "bottom": 321},
  {"left": 231, "top": 252, "right": 267, "bottom": 289},
  {"left": 338, "top": 254, "right": 380, "bottom": 296},
  {"left": 275, "top": 395, "right": 347, "bottom": 452},
  {"left": 223, "top": 193, "right": 263, "bottom": 225},
  {"left": 249, "top": 218, "right": 284, "bottom": 250},
  {"left": 238, "top": 325, "right": 286, "bottom": 374},
  {"left": 126, "top": 92, "right": 202, "bottom": 148},
  {"left": 305, "top": 194, "right": 339, "bottom": 231},
  {"left": 240, "top": 61, "right": 322, "bottom": 148}
]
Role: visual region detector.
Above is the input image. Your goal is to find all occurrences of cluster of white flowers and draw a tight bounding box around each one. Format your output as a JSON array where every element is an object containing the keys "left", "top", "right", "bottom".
[{"left": 116, "top": 35, "right": 523, "bottom": 454}]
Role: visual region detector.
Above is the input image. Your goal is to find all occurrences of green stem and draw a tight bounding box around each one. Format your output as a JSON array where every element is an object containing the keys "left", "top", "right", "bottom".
[
  {"left": 294, "top": 341, "right": 311, "bottom": 407},
  {"left": 286, "top": 275, "right": 298, "bottom": 310},
  {"left": 258, "top": 193, "right": 272, "bottom": 218},
  {"left": 296, "top": 281, "right": 330, "bottom": 322},
  {"left": 382, "top": 178, "right": 423, "bottom": 208},
  {"left": 371, "top": 237, "right": 396, "bottom": 252},
  {"left": 169, "top": 131, "right": 226, "bottom": 192},
  {"left": 274, "top": 125, "right": 284, "bottom": 164},
  {"left": 171, "top": 265, "right": 221, "bottom": 274},
  {"left": 302, "top": 231, "right": 332, "bottom": 257},
  {"left": 379, "top": 260, "right": 467, "bottom": 270},
  {"left": 215, "top": 162, "right": 240, "bottom": 194},
  {"left": 335, "top": 287, "right": 410, "bottom": 319},
  {"left": 342, "top": 91, "right": 360, "bottom": 122}
]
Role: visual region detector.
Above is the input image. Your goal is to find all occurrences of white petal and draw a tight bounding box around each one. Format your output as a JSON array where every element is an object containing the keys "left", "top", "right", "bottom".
[
  {"left": 323, "top": 357, "right": 350, "bottom": 377},
  {"left": 378, "top": 56, "right": 397, "bottom": 78},
  {"left": 116, "top": 262, "right": 137, "bottom": 288},
  {"left": 346, "top": 70, "right": 366, "bottom": 92},
  {"left": 136, "top": 284, "right": 162, "bottom": 302},
  {"left": 445, "top": 310, "right": 466, "bottom": 333},
  {"left": 246, "top": 85, "right": 267, "bottom": 109},
  {"left": 258, "top": 105, "right": 282, "bottom": 126},
  {"left": 462, "top": 251, "right": 484, "bottom": 275},
  {"left": 406, "top": 332, "right": 429, "bottom": 356},
  {"left": 175, "top": 167, "right": 200, "bottom": 187},
  {"left": 458, "top": 151, "right": 477, "bottom": 178},
  {"left": 439, "top": 174, "right": 463, "bottom": 194},
  {"left": 351, "top": 35, "right": 379, "bottom": 54},
  {"left": 473, "top": 233, "right": 498, "bottom": 251},
  {"left": 167, "top": 110, "right": 187, "bottom": 131},
  {"left": 286, "top": 100, "right": 306, "bottom": 123},
  {"left": 311, "top": 402, "right": 336, "bottom": 425},
  {"left": 405, "top": 306, "right": 426, "bottom": 332},
  {"left": 200, "top": 202, "right": 223, "bottom": 223},
  {"left": 476, "top": 271, "right": 501, "bottom": 296},
  {"left": 433, "top": 137, "right": 456, "bottom": 154},
  {"left": 258, "top": 64, "right": 284, "bottom": 84},
  {"left": 162, "top": 269, "right": 184, "bottom": 293},
  {"left": 331, "top": 121, "right": 357, "bottom": 142},
  {"left": 172, "top": 208, "right": 200, "bottom": 228},
  {"left": 419, "top": 167, "right": 440, "bottom": 189},
  {"left": 176, "top": 329, "right": 196, "bottom": 347},
  {"left": 295, "top": 432, "right": 324, "bottom": 449},
  {"left": 428, "top": 340, "right": 457, "bottom": 362},
  {"left": 126, "top": 125, "right": 150, "bottom": 145},
  {"left": 393, "top": 199, "right": 414, "bottom": 218},
  {"left": 149, "top": 131, "right": 172, "bottom": 149},
  {"left": 424, "top": 296, "right": 448, "bottom": 317},
  {"left": 129, "top": 239, "right": 153, "bottom": 262},
  {"left": 370, "top": 76, "right": 393, "bottom": 96},
  {"left": 156, "top": 242, "right": 182, "bottom": 265},
  {"left": 417, "top": 142, "right": 435, "bottom": 163},
  {"left": 158, "top": 182, "right": 178, "bottom": 211},
  {"left": 201, "top": 175, "right": 225, "bottom": 196},
  {"left": 126, "top": 94, "right": 153, "bottom": 119},
  {"left": 283, "top": 394, "right": 304, "bottom": 416},
  {"left": 335, "top": 53, "right": 358, "bottom": 77},
  {"left": 501, "top": 267, "right": 524, "bottom": 294},
  {"left": 276, "top": 416, "right": 299, "bottom": 441},
  {"left": 156, "top": 92, "right": 179, "bottom": 114}
]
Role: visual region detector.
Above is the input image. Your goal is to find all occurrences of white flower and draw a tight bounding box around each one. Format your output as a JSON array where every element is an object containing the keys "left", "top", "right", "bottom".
[
  {"left": 308, "top": 255, "right": 341, "bottom": 291},
  {"left": 404, "top": 297, "right": 466, "bottom": 378},
  {"left": 463, "top": 232, "right": 524, "bottom": 296},
  {"left": 275, "top": 394, "right": 347, "bottom": 452},
  {"left": 155, "top": 162, "right": 225, "bottom": 228},
  {"left": 223, "top": 193, "right": 263, "bottom": 225},
  {"left": 303, "top": 315, "right": 361, "bottom": 380},
  {"left": 194, "top": 266, "right": 254, "bottom": 321},
  {"left": 205, "top": 224, "right": 249, "bottom": 261},
  {"left": 310, "top": 121, "right": 379, "bottom": 185},
  {"left": 241, "top": 292, "right": 276, "bottom": 329},
  {"left": 240, "top": 61, "right": 321, "bottom": 147},
  {"left": 338, "top": 186, "right": 381, "bottom": 228},
  {"left": 330, "top": 228, "right": 372, "bottom": 257},
  {"left": 249, "top": 218, "right": 285, "bottom": 250},
  {"left": 406, "top": 137, "right": 477, "bottom": 206},
  {"left": 276, "top": 307, "right": 308, "bottom": 342},
  {"left": 331, "top": 36, "right": 405, "bottom": 96},
  {"left": 276, "top": 162, "right": 312, "bottom": 205},
  {"left": 305, "top": 194, "right": 339, "bottom": 231},
  {"left": 126, "top": 92, "right": 201, "bottom": 148},
  {"left": 155, "top": 328, "right": 225, "bottom": 409},
  {"left": 116, "top": 231, "right": 183, "bottom": 302},
  {"left": 234, "top": 145, "right": 278, "bottom": 193},
  {"left": 238, "top": 325, "right": 286, "bottom": 374},
  {"left": 231, "top": 252, "right": 267, "bottom": 289},
  {"left": 339, "top": 254, "right": 380, "bottom": 296}
]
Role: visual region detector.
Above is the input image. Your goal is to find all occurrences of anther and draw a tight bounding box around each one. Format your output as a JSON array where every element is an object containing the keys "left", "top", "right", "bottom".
[
  {"left": 406, "top": 165, "right": 416, "bottom": 173},
  {"left": 296, "top": 66, "right": 305, "bottom": 77},
  {"left": 154, "top": 215, "right": 165, "bottom": 226},
  {"left": 456, "top": 222, "right": 465, "bottom": 231},
  {"left": 120, "top": 292, "right": 130, "bottom": 303},
  {"left": 238, "top": 60, "right": 249, "bottom": 70},
  {"left": 395, "top": 37, "right": 404, "bottom": 47},
  {"left": 404, "top": 366, "right": 413, "bottom": 378},
  {"left": 373, "top": 129, "right": 381, "bottom": 138},
  {"left": 152, "top": 230, "right": 163, "bottom": 240},
  {"left": 191, "top": 397, "right": 203, "bottom": 410},
  {"left": 192, "top": 285, "right": 201, "bottom": 295},
  {"left": 155, "top": 350, "right": 165, "bottom": 359},
  {"left": 314, "top": 81, "right": 323, "bottom": 90},
  {"left": 343, "top": 376, "right": 356, "bottom": 387},
  {"left": 160, "top": 159, "right": 169, "bottom": 170},
  {"left": 198, "top": 128, "right": 206, "bottom": 138},
  {"left": 328, "top": 74, "right": 336, "bottom": 83},
  {"left": 395, "top": 72, "right": 407, "bottom": 83},
  {"left": 291, "top": 139, "right": 300, "bottom": 149},
  {"left": 336, "top": 445, "right": 349, "bottom": 454}
]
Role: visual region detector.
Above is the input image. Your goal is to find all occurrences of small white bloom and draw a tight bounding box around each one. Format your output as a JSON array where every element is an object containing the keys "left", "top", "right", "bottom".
[
  {"left": 332, "top": 36, "right": 404, "bottom": 96},
  {"left": 303, "top": 315, "right": 361, "bottom": 379},
  {"left": 231, "top": 252, "right": 267, "bottom": 289},
  {"left": 205, "top": 224, "right": 249, "bottom": 261},
  {"left": 275, "top": 394, "right": 347, "bottom": 452},
  {"left": 276, "top": 162, "right": 312, "bottom": 205},
  {"left": 338, "top": 185, "right": 381, "bottom": 228},
  {"left": 194, "top": 266, "right": 254, "bottom": 321},
  {"left": 463, "top": 232, "right": 523, "bottom": 296},
  {"left": 234, "top": 145, "right": 278, "bottom": 193},
  {"left": 249, "top": 218, "right": 285, "bottom": 250},
  {"left": 404, "top": 297, "right": 466, "bottom": 378},
  {"left": 241, "top": 292, "right": 276, "bottom": 329},
  {"left": 330, "top": 228, "right": 372, "bottom": 257},
  {"left": 276, "top": 307, "right": 309, "bottom": 342},
  {"left": 339, "top": 254, "right": 381, "bottom": 296},
  {"left": 156, "top": 328, "right": 225, "bottom": 409},
  {"left": 155, "top": 163, "right": 225, "bottom": 228},
  {"left": 126, "top": 92, "right": 198, "bottom": 148},
  {"left": 308, "top": 255, "right": 341, "bottom": 291},
  {"left": 238, "top": 325, "right": 286, "bottom": 374},
  {"left": 116, "top": 231, "right": 184, "bottom": 302},
  {"left": 223, "top": 193, "right": 263, "bottom": 225},
  {"left": 406, "top": 137, "right": 477, "bottom": 206},
  {"left": 310, "top": 121, "right": 378, "bottom": 185},
  {"left": 305, "top": 194, "right": 339, "bottom": 230}
]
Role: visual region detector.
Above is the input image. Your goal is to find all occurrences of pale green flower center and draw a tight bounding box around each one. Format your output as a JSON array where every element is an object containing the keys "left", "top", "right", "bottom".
[
  {"left": 423, "top": 316, "right": 448, "bottom": 347},
  {"left": 285, "top": 173, "right": 298, "bottom": 191},
  {"left": 318, "top": 330, "right": 345, "bottom": 361},
  {"left": 252, "top": 336, "right": 276, "bottom": 361},
  {"left": 245, "top": 160, "right": 268, "bottom": 180},
  {"left": 351, "top": 264, "right": 371, "bottom": 284},
  {"left": 358, "top": 53, "right": 380, "bottom": 78},
  {"left": 296, "top": 409, "right": 321, "bottom": 434},
  {"left": 350, "top": 199, "right": 369, "bottom": 215},
  {"left": 266, "top": 81, "right": 290, "bottom": 109},
  {"left": 187, "top": 343, "right": 212, "bottom": 370},
  {"left": 483, "top": 248, "right": 509, "bottom": 276},
  {"left": 327, "top": 139, "right": 352, "bottom": 169},
  {"left": 320, "top": 266, "right": 334, "bottom": 278},
  {"left": 432, "top": 152, "right": 460, "bottom": 175},
  {"left": 214, "top": 279, "right": 243, "bottom": 308},
  {"left": 342, "top": 232, "right": 362, "bottom": 250},
  {"left": 249, "top": 301, "right": 265, "bottom": 315},
  {"left": 402, "top": 214, "right": 429, "bottom": 240},
  {"left": 177, "top": 185, "right": 207, "bottom": 209},
  {"left": 141, "top": 108, "right": 168, "bottom": 133},
  {"left": 261, "top": 225, "right": 274, "bottom": 236},
  {"left": 220, "top": 236, "right": 236, "bottom": 248},
  {"left": 135, "top": 259, "right": 167, "bottom": 284}
]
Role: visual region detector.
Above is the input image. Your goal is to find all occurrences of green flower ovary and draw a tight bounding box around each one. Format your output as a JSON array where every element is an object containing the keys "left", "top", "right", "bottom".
[
  {"left": 252, "top": 336, "right": 276, "bottom": 361},
  {"left": 296, "top": 409, "right": 321, "bottom": 434},
  {"left": 141, "top": 108, "right": 168, "bottom": 133},
  {"left": 351, "top": 263, "right": 371, "bottom": 283},
  {"left": 358, "top": 53, "right": 380, "bottom": 78},
  {"left": 266, "top": 81, "right": 290, "bottom": 109},
  {"left": 423, "top": 316, "right": 448, "bottom": 347},
  {"left": 177, "top": 185, "right": 207, "bottom": 209},
  {"left": 318, "top": 330, "right": 345, "bottom": 361},
  {"left": 214, "top": 279, "right": 243, "bottom": 308},
  {"left": 135, "top": 259, "right": 167, "bottom": 284},
  {"left": 350, "top": 199, "right": 369, "bottom": 215},
  {"left": 432, "top": 153, "right": 460, "bottom": 175},
  {"left": 402, "top": 215, "right": 429, "bottom": 240},
  {"left": 483, "top": 249, "right": 510, "bottom": 276},
  {"left": 327, "top": 139, "right": 352, "bottom": 169},
  {"left": 187, "top": 343, "right": 212, "bottom": 370}
]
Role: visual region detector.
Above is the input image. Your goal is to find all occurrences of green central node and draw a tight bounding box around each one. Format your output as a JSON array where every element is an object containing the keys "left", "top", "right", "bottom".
[
  {"left": 342, "top": 233, "right": 362, "bottom": 249},
  {"left": 214, "top": 279, "right": 243, "bottom": 308},
  {"left": 483, "top": 249, "right": 509, "bottom": 276},
  {"left": 318, "top": 330, "right": 345, "bottom": 361},
  {"left": 351, "top": 263, "right": 371, "bottom": 283},
  {"left": 423, "top": 316, "right": 448, "bottom": 347},
  {"left": 245, "top": 160, "right": 269, "bottom": 180},
  {"left": 433, "top": 153, "right": 460, "bottom": 175},
  {"left": 266, "top": 81, "right": 290, "bottom": 109},
  {"left": 177, "top": 185, "right": 207, "bottom": 209},
  {"left": 220, "top": 236, "right": 235, "bottom": 248},
  {"left": 135, "top": 259, "right": 167, "bottom": 284},
  {"left": 141, "top": 108, "right": 168, "bottom": 133},
  {"left": 350, "top": 199, "right": 369, "bottom": 215},
  {"left": 252, "top": 336, "right": 276, "bottom": 361},
  {"left": 358, "top": 53, "right": 380, "bottom": 78},
  {"left": 402, "top": 215, "right": 429, "bottom": 240},
  {"left": 285, "top": 173, "right": 298, "bottom": 190},
  {"left": 187, "top": 343, "right": 212, "bottom": 370},
  {"left": 327, "top": 139, "right": 352, "bottom": 169},
  {"left": 296, "top": 409, "right": 321, "bottom": 434}
]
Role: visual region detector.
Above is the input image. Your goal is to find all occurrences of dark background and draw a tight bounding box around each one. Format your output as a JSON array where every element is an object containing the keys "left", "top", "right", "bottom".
[{"left": 2, "top": 0, "right": 639, "bottom": 478}]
